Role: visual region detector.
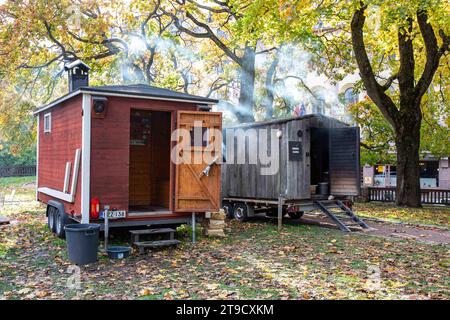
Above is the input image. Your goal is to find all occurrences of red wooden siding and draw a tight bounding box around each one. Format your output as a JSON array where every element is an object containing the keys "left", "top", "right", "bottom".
[
  {"left": 90, "top": 96, "right": 197, "bottom": 217},
  {"left": 37, "top": 95, "right": 83, "bottom": 214}
]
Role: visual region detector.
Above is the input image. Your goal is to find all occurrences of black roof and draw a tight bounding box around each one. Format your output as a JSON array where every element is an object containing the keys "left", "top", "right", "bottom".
[
  {"left": 34, "top": 83, "right": 218, "bottom": 114},
  {"left": 225, "top": 113, "right": 348, "bottom": 129},
  {"left": 81, "top": 84, "right": 218, "bottom": 103}
]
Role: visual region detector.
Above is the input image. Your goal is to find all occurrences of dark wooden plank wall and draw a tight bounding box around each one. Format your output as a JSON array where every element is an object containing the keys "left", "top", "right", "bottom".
[
  {"left": 284, "top": 117, "right": 310, "bottom": 199},
  {"left": 223, "top": 116, "right": 312, "bottom": 200},
  {"left": 222, "top": 115, "right": 354, "bottom": 201},
  {"left": 329, "top": 127, "right": 360, "bottom": 195},
  {"left": 309, "top": 116, "right": 360, "bottom": 196},
  {"left": 223, "top": 121, "right": 285, "bottom": 200}
]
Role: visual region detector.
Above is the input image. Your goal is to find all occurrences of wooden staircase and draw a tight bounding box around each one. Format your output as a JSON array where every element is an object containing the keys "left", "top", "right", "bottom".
[
  {"left": 315, "top": 200, "right": 369, "bottom": 232},
  {"left": 130, "top": 228, "right": 181, "bottom": 254}
]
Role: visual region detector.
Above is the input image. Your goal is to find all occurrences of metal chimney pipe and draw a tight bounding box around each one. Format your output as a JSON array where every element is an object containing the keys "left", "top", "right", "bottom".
[{"left": 64, "top": 60, "right": 91, "bottom": 92}]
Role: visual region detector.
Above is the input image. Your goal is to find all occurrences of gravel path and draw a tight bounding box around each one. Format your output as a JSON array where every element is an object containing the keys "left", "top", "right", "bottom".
[{"left": 298, "top": 213, "right": 450, "bottom": 245}]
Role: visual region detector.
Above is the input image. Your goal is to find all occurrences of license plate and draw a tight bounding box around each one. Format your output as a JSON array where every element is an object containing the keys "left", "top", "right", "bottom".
[{"left": 106, "top": 210, "right": 126, "bottom": 219}]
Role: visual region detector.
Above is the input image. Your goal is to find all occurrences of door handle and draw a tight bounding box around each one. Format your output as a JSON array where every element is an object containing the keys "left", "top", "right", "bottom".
[{"left": 200, "top": 156, "right": 219, "bottom": 178}]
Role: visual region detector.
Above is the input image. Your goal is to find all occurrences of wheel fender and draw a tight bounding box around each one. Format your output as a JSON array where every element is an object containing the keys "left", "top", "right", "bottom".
[{"left": 47, "top": 200, "right": 66, "bottom": 218}]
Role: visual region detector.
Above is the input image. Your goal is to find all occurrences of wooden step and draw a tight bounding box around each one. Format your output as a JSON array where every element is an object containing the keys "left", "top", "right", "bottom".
[
  {"left": 332, "top": 215, "right": 355, "bottom": 220},
  {"left": 321, "top": 203, "right": 340, "bottom": 208},
  {"left": 134, "top": 239, "right": 181, "bottom": 254},
  {"left": 130, "top": 228, "right": 176, "bottom": 244},
  {"left": 129, "top": 228, "right": 175, "bottom": 236}
]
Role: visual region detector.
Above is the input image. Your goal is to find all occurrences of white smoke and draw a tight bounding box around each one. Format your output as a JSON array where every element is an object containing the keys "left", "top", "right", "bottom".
[{"left": 118, "top": 32, "right": 347, "bottom": 123}]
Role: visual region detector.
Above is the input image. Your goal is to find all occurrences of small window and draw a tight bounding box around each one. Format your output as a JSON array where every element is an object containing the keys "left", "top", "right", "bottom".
[{"left": 43, "top": 113, "right": 51, "bottom": 133}]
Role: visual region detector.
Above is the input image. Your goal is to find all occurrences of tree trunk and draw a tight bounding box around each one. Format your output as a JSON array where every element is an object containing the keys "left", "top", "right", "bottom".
[
  {"left": 395, "top": 110, "right": 422, "bottom": 207},
  {"left": 237, "top": 46, "right": 256, "bottom": 123},
  {"left": 350, "top": 5, "right": 448, "bottom": 208},
  {"left": 263, "top": 54, "right": 279, "bottom": 119}
]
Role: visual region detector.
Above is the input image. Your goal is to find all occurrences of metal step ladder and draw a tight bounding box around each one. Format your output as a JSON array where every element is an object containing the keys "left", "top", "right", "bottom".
[
  {"left": 129, "top": 228, "right": 181, "bottom": 254},
  {"left": 315, "top": 200, "right": 369, "bottom": 232}
]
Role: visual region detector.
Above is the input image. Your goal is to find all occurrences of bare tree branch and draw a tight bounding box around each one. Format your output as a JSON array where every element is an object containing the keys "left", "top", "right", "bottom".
[
  {"left": 186, "top": 0, "right": 231, "bottom": 14},
  {"left": 380, "top": 73, "right": 398, "bottom": 91},
  {"left": 397, "top": 17, "right": 415, "bottom": 101},
  {"left": 43, "top": 20, "right": 78, "bottom": 60},
  {"left": 414, "top": 10, "right": 449, "bottom": 100},
  {"left": 67, "top": 30, "right": 128, "bottom": 55},
  {"left": 262, "top": 52, "right": 279, "bottom": 118},
  {"left": 164, "top": 9, "right": 242, "bottom": 65},
  {"left": 256, "top": 47, "right": 277, "bottom": 55},
  {"left": 206, "top": 77, "right": 230, "bottom": 97},
  {"left": 350, "top": 2, "right": 399, "bottom": 128},
  {"left": 17, "top": 54, "right": 63, "bottom": 70}
]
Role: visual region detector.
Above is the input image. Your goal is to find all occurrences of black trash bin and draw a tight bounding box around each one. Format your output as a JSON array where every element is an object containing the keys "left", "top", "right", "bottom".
[{"left": 64, "top": 224, "right": 100, "bottom": 265}]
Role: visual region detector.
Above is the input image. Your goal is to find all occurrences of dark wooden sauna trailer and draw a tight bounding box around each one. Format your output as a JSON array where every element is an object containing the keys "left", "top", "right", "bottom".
[{"left": 221, "top": 114, "right": 368, "bottom": 232}]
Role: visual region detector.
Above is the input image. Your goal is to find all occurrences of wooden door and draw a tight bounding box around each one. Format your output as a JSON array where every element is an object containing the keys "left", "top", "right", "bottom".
[
  {"left": 174, "top": 111, "right": 222, "bottom": 212},
  {"left": 329, "top": 127, "right": 360, "bottom": 196}
]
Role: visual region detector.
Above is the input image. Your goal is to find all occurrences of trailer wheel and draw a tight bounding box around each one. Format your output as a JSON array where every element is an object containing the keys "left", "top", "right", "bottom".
[
  {"left": 47, "top": 206, "right": 57, "bottom": 233},
  {"left": 222, "top": 201, "right": 234, "bottom": 219},
  {"left": 55, "top": 209, "right": 69, "bottom": 239},
  {"left": 233, "top": 203, "right": 248, "bottom": 222},
  {"left": 288, "top": 211, "right": 304, "bottom": 220}
]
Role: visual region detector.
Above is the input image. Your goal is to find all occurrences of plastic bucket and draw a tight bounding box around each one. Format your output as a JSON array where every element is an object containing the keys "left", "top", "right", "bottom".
[
  {"left": 106, "top": 246, "right": 131, "bottom": 259},
  {"left": 64, "top": 224, "right": 100, "bottom": 265}
]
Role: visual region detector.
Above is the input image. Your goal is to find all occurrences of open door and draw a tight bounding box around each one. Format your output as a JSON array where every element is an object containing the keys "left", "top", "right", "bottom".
[
  {"left": 174, "top": 111, "right": 222, "bottom": 212},
  {"left": 329, "top": 127, "right": 360, "bottom": 196},
  {"left": 129, "top": 110, "right": 171, "bottom": 215}
]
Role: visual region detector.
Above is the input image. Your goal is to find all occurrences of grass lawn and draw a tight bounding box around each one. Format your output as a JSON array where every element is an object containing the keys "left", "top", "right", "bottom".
[
  {"left": 0, "top": 176, "right": 36, "bottom": 188},
  {"left": 0, "top": 176, "right": 37, "bottom": 203},
  {"left": 354, "top": 202, "right": 450, "bottom": 227},
  {"left": 1, "top": 176, "right": 449, "bottom": 300}
]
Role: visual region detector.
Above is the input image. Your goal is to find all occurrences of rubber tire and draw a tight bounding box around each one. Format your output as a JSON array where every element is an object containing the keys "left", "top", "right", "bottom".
[
  {"left": 47, "top": 206, "right": 56, "bottom": 233},
  {"left": 233, "top": 203, "right": 248, "bottom": 222},
  {"left": 222, "top": 201, "right": 234, "bottom": 219},
  {"left": 288, "top": 211, "right": 304, "bottom": 220},
  {"left": 55, "top": 209, "right": 69, "bottom": 239}
]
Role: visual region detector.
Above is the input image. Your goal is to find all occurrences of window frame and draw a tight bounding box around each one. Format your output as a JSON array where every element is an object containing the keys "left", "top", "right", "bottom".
[{"left": 43, "top": 112, "right": 51, "bottom": 133}]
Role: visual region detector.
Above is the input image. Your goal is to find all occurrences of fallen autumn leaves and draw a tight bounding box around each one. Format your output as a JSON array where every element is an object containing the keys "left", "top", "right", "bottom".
[
  {"left": 0, "top": 179, "right": 449, "bottom": 300},
  {"left": 354, "top": 202, "right": 450, "bottom": 227}
]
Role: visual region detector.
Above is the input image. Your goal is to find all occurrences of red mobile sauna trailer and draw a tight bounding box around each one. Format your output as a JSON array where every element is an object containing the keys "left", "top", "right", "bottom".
[{"left": 34, "top": 60, "right": 221, "bottom": 238}]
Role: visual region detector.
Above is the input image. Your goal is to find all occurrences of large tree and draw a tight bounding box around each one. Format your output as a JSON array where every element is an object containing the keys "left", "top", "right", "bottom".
[
  {"left": 350, "top": 1, "right": 449, "bottom": 206},
  {"left": 242, "top": 0, "right": 449, "bottom": 207}
]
